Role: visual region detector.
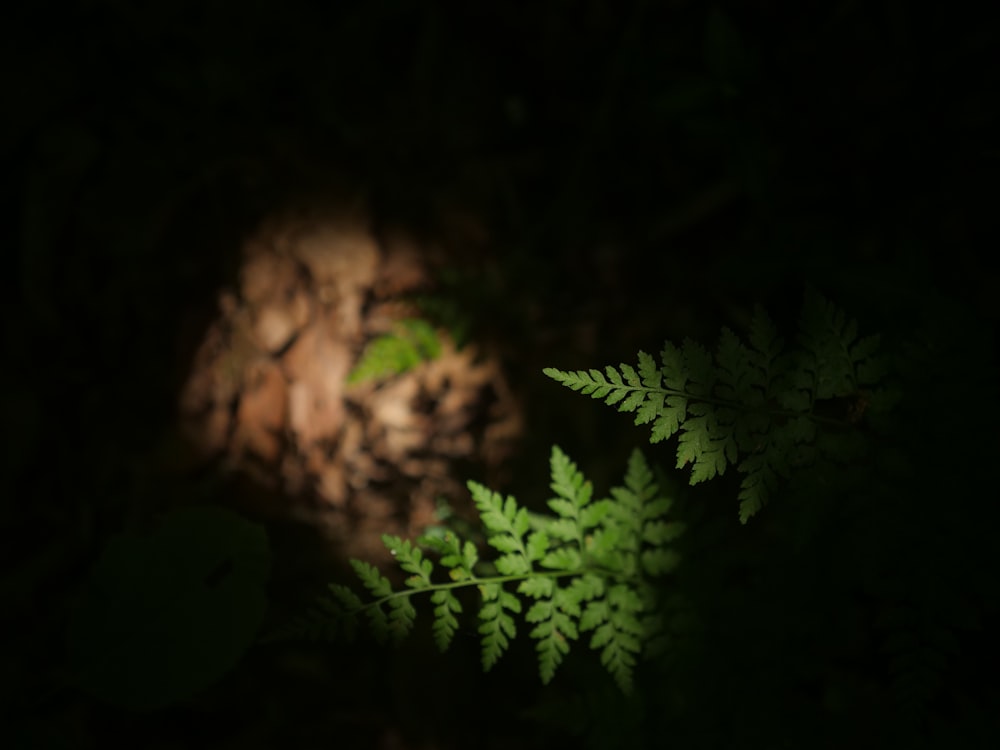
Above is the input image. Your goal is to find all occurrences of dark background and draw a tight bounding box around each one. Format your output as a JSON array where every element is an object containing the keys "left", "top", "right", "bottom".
[{"left": 3, "top": 1, "right": 999, "bottom": 748}]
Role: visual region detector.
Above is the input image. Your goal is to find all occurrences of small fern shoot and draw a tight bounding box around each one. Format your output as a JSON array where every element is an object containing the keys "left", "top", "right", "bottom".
[
  {"left": 270, "top": 446, "right": 683, "bottom": 694},
  {"left": 346, "top": 317, "right": 442, "bottom": 385},
  {"left": 544, "top": 290, "right": 892, "bottom": 522}
]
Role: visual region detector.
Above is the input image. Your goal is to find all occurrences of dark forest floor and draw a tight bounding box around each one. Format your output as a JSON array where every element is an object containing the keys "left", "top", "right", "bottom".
[{"left": 3, "top": 2, "right": 1000, "bottom": 749}]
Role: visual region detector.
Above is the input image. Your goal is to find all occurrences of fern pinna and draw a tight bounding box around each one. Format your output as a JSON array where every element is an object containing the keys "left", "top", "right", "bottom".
[
  {"left": 274, "top": 446, "right": 683, "bottom": 694},
  {"left": 544, "top": 291, "right": 892, "bottom": 522}
]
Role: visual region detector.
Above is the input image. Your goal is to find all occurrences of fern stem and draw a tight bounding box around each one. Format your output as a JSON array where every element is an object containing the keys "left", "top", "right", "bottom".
[
  {"left": 348, "top": 568, "right": 604, "bottom": 617},
  {"left": 629, "top": 383, "right": 848, "bottom": 429}
]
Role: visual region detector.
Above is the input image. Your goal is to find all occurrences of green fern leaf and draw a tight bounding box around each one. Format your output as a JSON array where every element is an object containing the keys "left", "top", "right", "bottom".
[
  {"left": 798, "top": 289, "right": 867, "bottom": 399},
  {"left": 608, "top": 450, "right": 668, "bottom": 547},
  {"left": 650, "top": 396, "right": 687, "bottom": 443},
  {"left": 383, "top": 535, "right": 434, "bottom": 587},
  {"left": 525, "top": 581, "right": 588, "bottom": 684},
  {"left": 637, "top": 350, "right": 662, "bottom": 388},
  {"left": 555, "top": 585, "right": 585, "bottom": 619},
  {"left": 579, "top": 599, "right": 607, "bottom": 632},
  {"left": 585, "top": 526, "right": 626, "bottom": 569},
  {"left": 657, "top": 342, "right": 685, "bottom": 389},
  {"left": 619, "top": 389, "right": 646, "bottom": 413},
  {"left": 277, "top": 446, "right": 683, "bottom": 694},
  {"left": 547, "top": 445, "right": 600, "bottom": 551},
  {"left": 330, "top": 583, "right": 363, "bottom": 611},
  {"left": 580, "top": 500, "right": 613, "bottom": 531},
  {"left": 547, "top": 498, "right": 577, "bottom": 519},
  {"left": 546, "top": 518, "right": 579, "bottom": 542},
  {"left": 566, "top": 573, "right": 605, "bottom": 602},
  {"left": 681, "top": 339, "right": 716, "bottom": 397},
  {"left": 387, "top": 595, "right": 417, "bottom": 644},
  {"left": 430, "top": 589, "right": 462, "bottom": 652},
  {"left": 347, "top": 559, "right": 408, "bottom": 643},
  {"left": 487, "top": 535, "right": 521, "bottom": 554},
  {"left": 550, "top": 446, "right": 592, "bottom": 507},
  {"left": 526, "top": 600, "right": 554, "bottom": 621},
  {"left": 471, "top": 484, "right": 531, "bottom": 539},
  {"left": 346, "top": 318, "right": 442, "bottom": 385},
  {"left": 717, "top": 327, "right": 763, "bottom": 404},
  {"left": 623, "top": 447, "right": 656, "bottom": 496},
  {"left": 526, "top": 531, "right": 549, "bottom": 562},
  {"left": 518, "top": 577, "right": 555, "bottom": 598},
  {"left": 530, "top": 608, "right": 578, "bottom": 684},
  {"left": 546, "top": 291, "right": 889, "bottom": 522},
  {"left": 642, "top": 496, "right": 673, "bottom": 519},
  {"left": 479, "top": 582, "right": 521, "bottom": 671},
  {"left": 362, "top": 603, "right": 389, "bottom": 642},
  {"left": 643, "top": 520, "right": 685, "bottom": 546},
  {"left": 579, "top": 583, "right": 645, "bottom": 694},
  {"left": 736, "top": 448, "right": 782, "bottom": 523},
  {"left": 636, "top": 391, "right": 665, "bottom": 427},
  {"left": 541, "top": 548, "right": 583, "bottom": 570},
  {"left": 495, "top": 553, "right": 532, "bottom": 576},
  {"left": 619, "top": 362, "right": 641, "bottom": 386},
  {"left": 641, "top": 548, "right": 681, "bottom": 576},
  {"left": 684, "top": 418, "right": 724, "bottom": 476},
  {"left": 419, "top": 531, "right": 478, "bottom": 581},
  {"left": 598, "top": 636, "right": 639, "bottom": 694},
  {"left": 351, "top": 559, "right": 392, "bottom": 599}
]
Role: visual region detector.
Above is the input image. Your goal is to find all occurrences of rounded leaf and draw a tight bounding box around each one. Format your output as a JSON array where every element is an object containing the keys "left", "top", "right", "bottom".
[{"left": 67, "top": 506, "right": 270, "bottom": 711}]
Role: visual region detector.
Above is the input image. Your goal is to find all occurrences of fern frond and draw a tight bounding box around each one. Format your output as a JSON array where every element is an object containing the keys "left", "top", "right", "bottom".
[
  {"left": 347, "top": 318, "right": 442, "bottom": 385},
  {"left": 545, "top": 292, "right": 888, "bottom": 522},
  {"left": 275, "top": 447, "right": 683, "bottom": 694}
]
